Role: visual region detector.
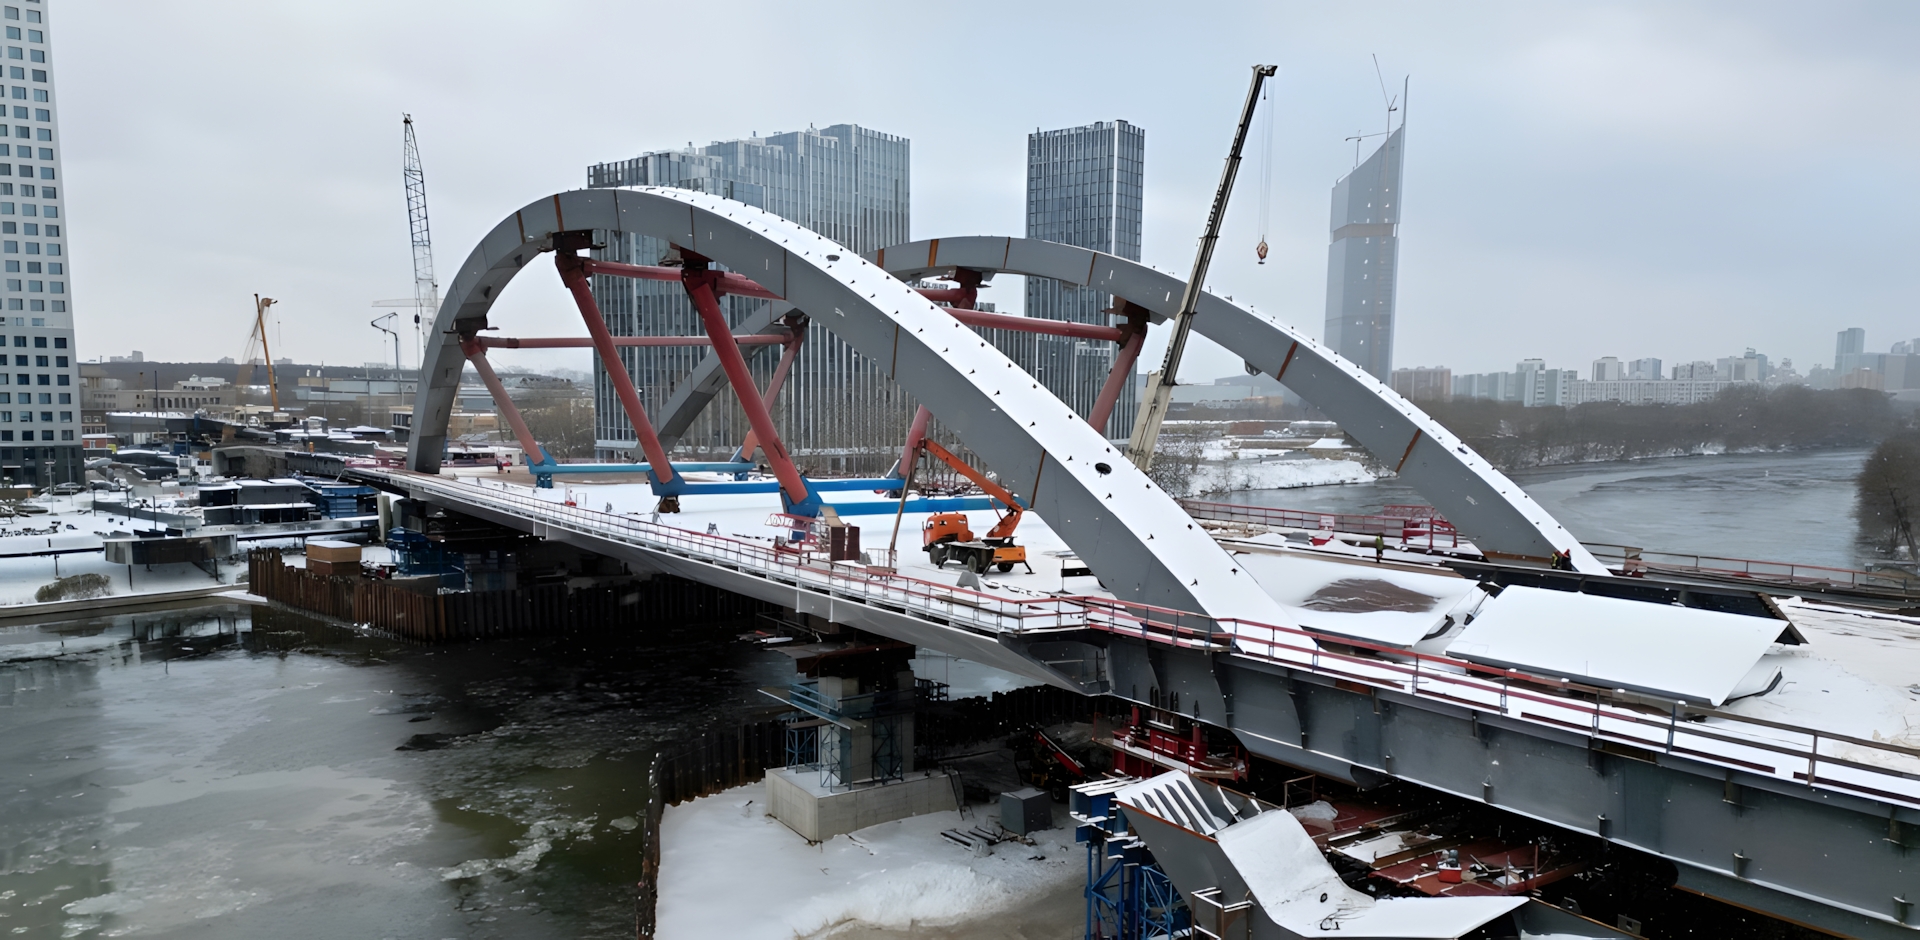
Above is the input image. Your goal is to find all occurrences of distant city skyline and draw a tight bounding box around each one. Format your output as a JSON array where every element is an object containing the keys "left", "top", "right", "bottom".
[{"left": 34, "top": 4, "right": 1919, "bottom": 389}]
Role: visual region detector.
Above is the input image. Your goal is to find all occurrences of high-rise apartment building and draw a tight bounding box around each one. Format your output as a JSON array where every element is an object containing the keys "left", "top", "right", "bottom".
[
  {"left": 0, "top": 0, "right": 78, "bottom": 486},
  {"left": 1835, "top": 327, "right": 1866, "bottom": 374},
  {"left": 1017, "top": 120, "right": 1145, "bottom": 438},
  {"left": 1324, "top": 125, "right": 1405, "bottom": 382},
  {"left": 585, "top": 125, "right": 911, "bottom": 469}
]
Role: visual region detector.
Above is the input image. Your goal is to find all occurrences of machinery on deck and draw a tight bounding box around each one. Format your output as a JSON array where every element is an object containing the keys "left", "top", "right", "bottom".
[{"left": 917, "top": 440, "right": 1033, "bottom": 574}]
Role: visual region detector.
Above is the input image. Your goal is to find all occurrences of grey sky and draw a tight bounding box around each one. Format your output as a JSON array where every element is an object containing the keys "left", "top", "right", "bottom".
[{"left": 56, "top": 1, "right": 1918, "bottom": 382}]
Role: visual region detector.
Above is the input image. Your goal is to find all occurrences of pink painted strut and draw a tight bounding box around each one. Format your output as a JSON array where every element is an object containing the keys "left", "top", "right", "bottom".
[
  {"left": 1088, "top": 319, "right": 1148, "bottom": 433},
  {"left": 479, "top": 334, "right": 788, "bottom": 349},
  {"left": 581, "top": 259, "right": 779, "bottom": 301},
  {"left": 739, "top": 324, "right": 807, "bottom": 463},
  {"left": 898, "top": 405, "right": 933, "bottom": 477},
  {"left": 459, "top": 338, "right": 549, "bottom": 465},
  {"left": 683, "top": 271, "right": 809, "bottom": 504},
  {"left": 556, "top": 253, "right": 676, "bottom": 483},
  {"left": 945, "top": 307, "right": 1125, "bottom": 342}
]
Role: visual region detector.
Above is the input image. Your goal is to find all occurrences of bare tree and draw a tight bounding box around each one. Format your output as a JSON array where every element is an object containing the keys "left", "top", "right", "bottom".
[{"left": 1856, "top": 430, "right": 1920, "bottom": 561}]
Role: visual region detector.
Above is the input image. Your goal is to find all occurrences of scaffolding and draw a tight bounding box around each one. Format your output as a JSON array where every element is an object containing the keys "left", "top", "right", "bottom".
[{"left": 1073, "top": 779, "right": 1189, "bottom": 940}]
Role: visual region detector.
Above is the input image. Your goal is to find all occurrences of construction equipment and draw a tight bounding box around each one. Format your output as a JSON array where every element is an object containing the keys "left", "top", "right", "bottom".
[
  {"left": 401, "top": 114, "right": 438, "bottom": 370},
  {"left": 237, "top": 294, "right": 280, "bottom": 412},
  {"left": 917, "top": 439, "right": 1033, "bottom": 574},
  {"left": 1128, "top": 64, "right": 1278, "bottom": 471}
]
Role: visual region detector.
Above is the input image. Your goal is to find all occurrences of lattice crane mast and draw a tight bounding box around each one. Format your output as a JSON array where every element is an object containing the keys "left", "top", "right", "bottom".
[{"left": 402, "top": 114, "right": 438, "bottom": 369}]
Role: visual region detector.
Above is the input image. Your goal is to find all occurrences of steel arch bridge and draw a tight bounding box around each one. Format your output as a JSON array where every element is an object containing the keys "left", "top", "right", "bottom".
[{"left": 407, "top": 186, "right": 1598, "bottom": 626}]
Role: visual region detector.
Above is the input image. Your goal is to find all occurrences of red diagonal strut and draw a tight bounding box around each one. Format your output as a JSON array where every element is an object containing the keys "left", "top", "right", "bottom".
[
  {"left": 682, "top": 268, "right": 809, "bottom": 504},
  {"left": 555, "top": 251, "right": 676, "bottom": 482},
  {"left": 1089, "top": 303, "right": 1152, "bottom": 433},
  {"left": 738, "top": 319, "right": 807, "bottom": 463},
  {"left": 460, "top": 337, "right": 549, "bottom": 466}
]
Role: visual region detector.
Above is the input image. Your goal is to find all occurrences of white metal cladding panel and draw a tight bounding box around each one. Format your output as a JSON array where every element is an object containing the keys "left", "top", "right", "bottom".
[{"left": 1447, "top": 586, "right": 1782, "bottom": 706}]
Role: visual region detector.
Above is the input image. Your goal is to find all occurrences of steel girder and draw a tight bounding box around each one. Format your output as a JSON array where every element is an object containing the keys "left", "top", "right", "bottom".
[
  {"left": 871, "top": 236, "right": 1605, "bottom": 574},
  {"left": 406, "top": 187, "right": 1291, "bottom": 623}
]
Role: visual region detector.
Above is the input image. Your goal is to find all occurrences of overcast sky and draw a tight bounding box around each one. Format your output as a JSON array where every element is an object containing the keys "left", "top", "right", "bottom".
[{"left": 54, "top": 1, "right": 1918, "bottom": 383}]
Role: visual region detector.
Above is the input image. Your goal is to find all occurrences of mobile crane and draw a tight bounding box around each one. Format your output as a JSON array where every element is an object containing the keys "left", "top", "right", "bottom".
[{"left": 917, "top": 440, "right": 1033, "bottom": 574}]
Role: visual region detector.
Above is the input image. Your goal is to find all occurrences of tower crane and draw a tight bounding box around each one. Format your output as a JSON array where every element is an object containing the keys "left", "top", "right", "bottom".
[{"left": 401, "top": 114, "right": 438, "bottom": 370}]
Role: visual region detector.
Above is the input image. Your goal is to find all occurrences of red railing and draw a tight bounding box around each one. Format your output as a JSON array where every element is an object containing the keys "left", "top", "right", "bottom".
[
  {"left": 1179, "top": 498, "right": 1460, "bottom": 549},
  {"left": 371, "top": 470, "right": 1920, "bottom": 809},
  {"left": 1587, "top": 543, "right": 1919, "bottom": 595}
]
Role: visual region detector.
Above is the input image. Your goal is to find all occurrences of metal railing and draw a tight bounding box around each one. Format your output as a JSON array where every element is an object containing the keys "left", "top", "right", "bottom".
[
  {"left": 1586, "top": 542, "right": 1920, "bottom": 595},
  {"left": 1179, "top": 498, "right": 1460, "bottom": 549},
  {"left": 386, "top": 472, "right": 1089, "bottom": 636},
  {"left": 373, "top": 470, "right": 1920, "bottom": 810},
  {"left": 1079, "top": 594, "right": 1920, "bottom": 808}
]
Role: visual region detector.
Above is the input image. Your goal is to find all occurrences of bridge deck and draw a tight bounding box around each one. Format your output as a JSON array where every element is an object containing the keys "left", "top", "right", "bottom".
[{"left": 371, "top": 468, "right": 1920, "bottom": 813}]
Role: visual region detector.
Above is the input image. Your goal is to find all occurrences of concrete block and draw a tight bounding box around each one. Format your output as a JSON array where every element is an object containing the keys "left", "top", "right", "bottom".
[{"left": 765, "top": 766, "right": 958, "bottom": 842}]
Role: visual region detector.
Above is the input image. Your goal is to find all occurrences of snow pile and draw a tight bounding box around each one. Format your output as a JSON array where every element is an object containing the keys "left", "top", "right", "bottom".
[
  {"left": 658, "top": 781, "right": 1079, "bottom": 940},
  {"left": 1189, "top": 457, "right": 1376, "bottom": 497},
  {"left": 790, "top": 861, "right": 1023, "bottom": 933}
]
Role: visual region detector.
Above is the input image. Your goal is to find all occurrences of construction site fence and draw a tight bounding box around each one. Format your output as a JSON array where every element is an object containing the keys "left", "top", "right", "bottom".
[{"left": 246, "top": 548, "right": 772, "bottom": 641}]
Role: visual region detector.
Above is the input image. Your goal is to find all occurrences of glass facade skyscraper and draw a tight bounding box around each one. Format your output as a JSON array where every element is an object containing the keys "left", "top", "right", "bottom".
[
  {"left": 1017, "top": 120, "right": 1144, "bottom": 438},
  {"left": 1324, "top": 125, "right": 1404, "bottom": 383},
  {"left": 585, "top": 125, "right": 911, "bottom": 470},
  {"left": 0, "top": 0, "right": 79, "bottom": 486}
]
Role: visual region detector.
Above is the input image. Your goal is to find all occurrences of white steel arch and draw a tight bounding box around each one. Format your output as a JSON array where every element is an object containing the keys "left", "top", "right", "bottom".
[
  {"left": 407, "top": 188, "right": 1293, "bottom": 622},
  {"left": 871, "top": 236, "right": 1604, "bottom": 574}
]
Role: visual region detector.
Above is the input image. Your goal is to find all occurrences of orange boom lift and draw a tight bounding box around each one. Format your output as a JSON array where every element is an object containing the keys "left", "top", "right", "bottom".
[{"left": 918, "top": 440, "right": 1034, "bottom": 575}]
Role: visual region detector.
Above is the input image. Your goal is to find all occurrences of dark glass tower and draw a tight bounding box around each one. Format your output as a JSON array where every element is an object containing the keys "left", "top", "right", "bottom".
[
  {"left": 1323, "top": 126, "right": 1405, "bottom": 383},
  {"left": 1020, "top": 120, "right": 1145, "bottom": 439}
]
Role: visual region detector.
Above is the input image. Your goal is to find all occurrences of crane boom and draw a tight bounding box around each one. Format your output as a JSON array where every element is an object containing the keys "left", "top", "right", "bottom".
[
  {"left": 922, "top": 439, "right": 1024, "bottom": 539},
  {"left": 1127, "top": 64, "right": 1277, "bottom": 471},
  {"left": 402, "top": 115, "right": 438, "bottom": 370}
]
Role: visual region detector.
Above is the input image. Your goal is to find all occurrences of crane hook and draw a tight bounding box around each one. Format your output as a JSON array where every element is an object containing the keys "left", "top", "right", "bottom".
[{"left": 1256, "top": 240, "right": 1269, "bottom": 264}]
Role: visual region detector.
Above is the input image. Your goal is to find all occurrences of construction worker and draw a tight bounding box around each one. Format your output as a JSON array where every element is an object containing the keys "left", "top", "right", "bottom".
[{"left": 1374, "top": 534, "right": 1386, "bottom": 563}]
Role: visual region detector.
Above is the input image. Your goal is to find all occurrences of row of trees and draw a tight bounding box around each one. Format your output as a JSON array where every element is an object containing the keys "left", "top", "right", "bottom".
[
  {"left": 1855, "top": 430, "right": 1920, "bottom": 561},
  {"left": 1420, "top": 386, "right": 1903, "bottom": 472}
]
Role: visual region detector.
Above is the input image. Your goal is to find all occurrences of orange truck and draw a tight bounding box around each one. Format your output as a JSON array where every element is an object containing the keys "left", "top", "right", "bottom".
[{"left": 918, "top": 440, "right": 1033, "bottom": 574}]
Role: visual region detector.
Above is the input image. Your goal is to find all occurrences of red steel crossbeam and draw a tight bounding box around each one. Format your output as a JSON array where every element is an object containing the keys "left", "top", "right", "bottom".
[
  {"left": 944, "top": 306, "right": 1125, "bottom": 342},
  {"left": 738, "top": 322, "right": 807, "bottom": 463},
  {"left": 459, "top": 337, "right": 549, "bottom": 465},
  {"left": 477, "top": 334, "right": 788, "bottom": 349},
  {"left": 682, "top": 269, "right": 809, "bottom": 504},
  {"left": 580, "top": 258, "right": 780, "bottom": 301},
  {"left": 555, "top": 251, "right": 677, "bottom": 483},
  {"left": 1089, "top": 302, "right": 1152, "bottom": 431}
]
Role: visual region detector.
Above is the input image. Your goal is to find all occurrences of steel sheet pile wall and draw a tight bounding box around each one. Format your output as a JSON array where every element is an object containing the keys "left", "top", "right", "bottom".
[
  {"left": 651, "top": 719, "right": 788, "bottom": 807},
  {"left": 247, "top": 549, "right": 772, "bottom": 640}
]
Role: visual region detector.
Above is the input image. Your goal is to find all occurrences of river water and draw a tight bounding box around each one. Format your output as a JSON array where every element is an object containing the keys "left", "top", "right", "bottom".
[
  {"left": 1224, "top": 449, "right": 1878, "bottom": 570},
  {"left": 0, "top": 603, "right": 791, "bottom": 939},
  {"left": 0, "top": 450, "right": 1877, "bottom": 939}
]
